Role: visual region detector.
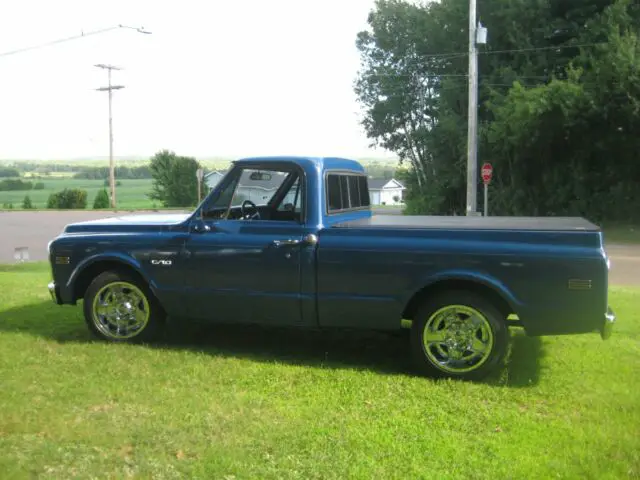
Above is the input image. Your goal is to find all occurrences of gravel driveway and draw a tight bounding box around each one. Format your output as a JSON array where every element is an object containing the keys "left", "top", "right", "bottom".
[{"left": 1, "top": 210, "right": 638, "bottom": 286}]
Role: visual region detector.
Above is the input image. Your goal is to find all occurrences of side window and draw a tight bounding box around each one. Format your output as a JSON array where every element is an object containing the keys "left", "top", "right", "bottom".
[
  {"left": 358, "top": 176, "right": 370, "bottom": 207},
  {"left": 277, "top": 177, "right": 302, "bottom": 212},
  {"left": 203, "top": 167, "right": 293, "bottom": 220},
  {"left": 327, "top": 175, "right": 342, "bottom": 210},
  {"left": 326, "top": 173, "right": 370, "bottom": 213},
  {"left": 210, "top": 176, "right": 240, "bottom": 209}
]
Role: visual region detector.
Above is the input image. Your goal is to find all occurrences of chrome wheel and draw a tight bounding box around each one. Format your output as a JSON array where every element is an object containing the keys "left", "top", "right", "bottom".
[
  {"left": 422, "top": 304, "right": 494, "bottom": 374},
  {"left": 91, "top": 281, "right": 150, "bottom": 339}
]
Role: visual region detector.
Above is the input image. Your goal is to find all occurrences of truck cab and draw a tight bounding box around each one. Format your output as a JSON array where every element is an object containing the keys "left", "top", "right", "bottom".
[{"left": 181, "top": 156, "right": 371, "bottom": 327}]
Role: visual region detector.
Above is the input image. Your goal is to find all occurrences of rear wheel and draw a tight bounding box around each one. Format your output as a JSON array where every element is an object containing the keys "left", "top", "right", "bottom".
[
  {"left": 83, "top": 270, "right": 165, "bottom": 343},
  {"left": 410, "top": 290, "right": 508, "bottom": 380}
]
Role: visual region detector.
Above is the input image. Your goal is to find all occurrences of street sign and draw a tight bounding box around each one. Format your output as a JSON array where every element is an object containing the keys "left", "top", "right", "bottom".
[{"left": 481, "top": 162, "right": 493, "bottom": 184}]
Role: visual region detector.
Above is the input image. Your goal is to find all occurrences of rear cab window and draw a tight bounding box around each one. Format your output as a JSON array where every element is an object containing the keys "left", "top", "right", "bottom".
[{"left": 326, "top": 172, "right": 370, "bottom": 214}]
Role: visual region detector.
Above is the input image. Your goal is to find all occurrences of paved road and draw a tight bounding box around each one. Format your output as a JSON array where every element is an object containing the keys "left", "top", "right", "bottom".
[
  {"left": 1, "top": 210, "right": 637, "bottom": 285},
  {"left": 0, "top": 210, "right": 173, "bottom": 263}
]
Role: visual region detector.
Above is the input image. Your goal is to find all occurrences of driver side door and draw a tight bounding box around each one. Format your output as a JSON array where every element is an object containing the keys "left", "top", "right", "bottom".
[{"left": 183, "top": 164, "right": 311, "bottom": 327}]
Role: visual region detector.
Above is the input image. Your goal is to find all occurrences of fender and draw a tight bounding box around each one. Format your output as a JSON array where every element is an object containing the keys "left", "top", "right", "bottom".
[
  {"left": 66, "top": 251, "right": 158, "bottom": 300},
  {"left": 404, "top": 268, "right": 523, "bottom": 312}
]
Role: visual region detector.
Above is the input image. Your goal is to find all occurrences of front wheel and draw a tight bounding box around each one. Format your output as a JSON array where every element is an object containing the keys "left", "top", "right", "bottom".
[
  {"left": 410, "top": 290, "right": 508, "bottom": 381},
  {"left": 83, "top": 270, "right": 165, "bottom": 343}
]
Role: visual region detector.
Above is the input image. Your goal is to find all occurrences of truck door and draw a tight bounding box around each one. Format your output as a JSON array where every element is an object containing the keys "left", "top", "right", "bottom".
[{"left": 183, "top": 164, "right": 317, "bottom": 327}]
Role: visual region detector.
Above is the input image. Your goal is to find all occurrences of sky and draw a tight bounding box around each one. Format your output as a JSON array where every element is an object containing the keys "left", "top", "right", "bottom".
[{"left": 0, "top": 0, "right": 393, "bottom": 160}]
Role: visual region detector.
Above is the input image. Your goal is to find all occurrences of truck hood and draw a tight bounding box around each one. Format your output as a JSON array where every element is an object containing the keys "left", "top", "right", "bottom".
[{"left": 63, "top": 213, "right": 191, "bottom": 233}]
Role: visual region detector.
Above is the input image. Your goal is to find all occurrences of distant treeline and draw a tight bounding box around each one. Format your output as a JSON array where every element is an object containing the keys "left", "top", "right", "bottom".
[
  {"left": 73, "top": 165, "right": 152, "bottom": 180},
  {"left": 0, "top": 179, "right": 45, "bottom": 191},
  {"left": 8, "top": 162, "right": 77, "bottom": 174},
  {"left": 0, "top": 167, "right": 20, "bottom": 178}
]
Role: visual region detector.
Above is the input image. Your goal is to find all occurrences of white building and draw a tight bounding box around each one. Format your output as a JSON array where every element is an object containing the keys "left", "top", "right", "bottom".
[{"left": 368, "top": 178, "right": 405, "bottom": 205}]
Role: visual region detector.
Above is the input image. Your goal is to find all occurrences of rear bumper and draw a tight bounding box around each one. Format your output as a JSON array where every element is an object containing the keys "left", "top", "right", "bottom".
[
  {"left": 48, "top": 281, "right": 62, "bottom": 305},
  {"left": 601, "top": 306, "right": 615, "bottom": 340}
]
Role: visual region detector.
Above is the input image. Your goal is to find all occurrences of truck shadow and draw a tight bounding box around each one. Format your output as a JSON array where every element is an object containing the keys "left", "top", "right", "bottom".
[{"left": 0, "top": 301, "right": 544, "bottom": 387}]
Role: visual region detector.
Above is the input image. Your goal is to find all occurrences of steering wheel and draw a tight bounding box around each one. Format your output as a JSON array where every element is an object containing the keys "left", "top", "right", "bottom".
[{"left": 240, "top": 199, "right": 261, "bottom": 220}]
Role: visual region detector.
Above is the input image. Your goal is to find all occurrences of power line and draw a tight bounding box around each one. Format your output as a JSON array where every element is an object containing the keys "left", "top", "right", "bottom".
[
  {"left": 0, "top": 25, "right": 151, "bottom": 59},
  {"left": 371, "top": 42, "right": 609, "bottom": 63},
  {"left": 480, "top": 43, "right": 608, "bottom": 56},
  {"left": 364, "top": 73, "right": 552, "bottom": 80}
]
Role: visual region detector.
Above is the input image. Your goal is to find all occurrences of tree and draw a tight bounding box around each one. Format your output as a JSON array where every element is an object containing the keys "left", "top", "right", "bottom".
[
  {"left": 148, "top": 150, "right": 202, "bottom": 207},
  {"left": 93, "top": 189, "right": 110, "bottom": 209},
  {"left": 355, "top": 0, "right": 640, "bottom": 222},
  {"left": 22, "top": 195, "right": 33, "bottom": 209}
]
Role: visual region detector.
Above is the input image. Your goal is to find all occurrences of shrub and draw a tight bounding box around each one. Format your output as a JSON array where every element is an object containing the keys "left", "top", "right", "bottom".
[
  {"left": 33, "top": 182, "right": 45, "bottom": 190},
  {"left": 93, "top": 189, "right": 110, "bottom": 209},
  {"left": 22, "top": 195, "right": 33, "bottom": 209},
  {"left": 102, "top": 179, "right": 122, "bottom": 186},
  {"left": 47, "top": 188, "right": 88, "bottom": 209}
]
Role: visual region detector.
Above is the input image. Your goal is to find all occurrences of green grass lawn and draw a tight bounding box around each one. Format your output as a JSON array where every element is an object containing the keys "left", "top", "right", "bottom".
[
  {"left": 0, "top": 179, "right": 155, "bottom": 210},
  {"left": 0, "top": 263, "right": 638, "bottom": 478},
  {"left": 603, "top": 224, "right": 640, "bottom": 245}
]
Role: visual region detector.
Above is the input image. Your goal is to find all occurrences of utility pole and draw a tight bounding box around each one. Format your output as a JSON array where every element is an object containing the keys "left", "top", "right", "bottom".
[
  {"left": 95, "top": 64, "right": 124, "bottom": 209},
  {"left": 466, "top": 0, "right": 478, "bottom": 215}
]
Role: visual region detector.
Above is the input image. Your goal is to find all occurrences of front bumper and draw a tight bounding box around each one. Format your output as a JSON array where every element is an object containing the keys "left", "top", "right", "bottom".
[
  {"left": 48, "top": 281, "right": 62, "bottom": 305},
  {"left": 601, "top": 306, "right": 615, "bottom": 340}
]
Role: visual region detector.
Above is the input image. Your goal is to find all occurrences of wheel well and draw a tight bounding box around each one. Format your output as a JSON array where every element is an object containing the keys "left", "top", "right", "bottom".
[
  {"left": 402, "top": 279, "right": 515, "bottom": 321},
  {"left": 73, "top": 260, "right": 148, "bottom": 302}
]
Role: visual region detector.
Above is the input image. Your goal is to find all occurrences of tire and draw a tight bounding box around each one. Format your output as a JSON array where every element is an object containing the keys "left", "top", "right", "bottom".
[
  {"left": 83, "top": 270, "right": 165, "bottom": 343},
  {"left": 410, "top": 290, "right": 508, "bottom": 381}
]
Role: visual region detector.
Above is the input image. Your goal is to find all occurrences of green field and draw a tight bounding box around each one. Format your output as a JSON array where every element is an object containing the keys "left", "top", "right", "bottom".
[
  {"left": 0, "top": 178, "right": 156, "bottom": 210},
  {"left": 0, "top": 262, "right": 638, "bottom": 478}
]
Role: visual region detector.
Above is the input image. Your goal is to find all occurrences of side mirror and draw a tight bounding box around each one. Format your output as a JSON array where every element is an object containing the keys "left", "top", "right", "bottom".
[{"left": 191, "top": 220, "right": 212, "bottom": 233}]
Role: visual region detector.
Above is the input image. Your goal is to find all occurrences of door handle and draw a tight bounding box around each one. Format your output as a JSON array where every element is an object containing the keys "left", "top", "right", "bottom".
[
  {"left": 272, "top": 234, "right": 318, "bottom": 247},
  {"left": 272, "top": 239, "right": 300, "bottom": 247},
  {"left": 302, "top": 233, "right": 318, "bottom": 246}
]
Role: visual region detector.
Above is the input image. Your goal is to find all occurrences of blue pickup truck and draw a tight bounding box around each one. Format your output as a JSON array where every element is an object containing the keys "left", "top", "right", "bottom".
[{"left": 47, "top": 156, "right": 614, "bottom": 380}]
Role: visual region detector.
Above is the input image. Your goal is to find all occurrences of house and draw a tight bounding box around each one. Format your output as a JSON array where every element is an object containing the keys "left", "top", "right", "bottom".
[
  {"left": 204, "top": 170, "right": 228, "bottom": 190},
  {"left": 368, "top": 178, "right": 405, "bottom": 205}
]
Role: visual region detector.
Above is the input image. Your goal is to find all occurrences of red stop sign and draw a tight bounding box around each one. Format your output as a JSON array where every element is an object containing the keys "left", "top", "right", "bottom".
[{"left": 481, "top": 162, "right": 493, "bottom": 184}]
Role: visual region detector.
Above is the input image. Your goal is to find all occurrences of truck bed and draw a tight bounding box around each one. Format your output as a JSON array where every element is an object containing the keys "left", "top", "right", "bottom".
[{"left": 333, "top": 215, "right": 601, "bottom": 231}]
